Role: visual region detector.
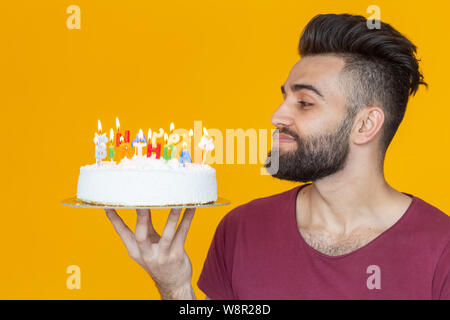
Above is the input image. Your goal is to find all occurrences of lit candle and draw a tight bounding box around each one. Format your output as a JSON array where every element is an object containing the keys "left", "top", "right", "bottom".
[
  {"left": 94, "top": 120, "right": 108, "bottom": 165},
  {"left": 179, "top": 129, "right": 193, "bottom": 166},
  {"left": 168, "top": 122, "right": 180, "bottom": 145},
  {"left": 108, "top": 128, "right": 115, "bottom": 162},
  {"left": 152, "top": 128, "right": 164, "bottom": 146},
  {"left": 147, "top": 128, "right": 152, "bottom": 147},
  {"left": 146, "top": 128, "right": 151, "bottom": 158},
  {"left": 147, "top": 128, "right": 163, "bottom": 159},
  {"left": 115, "top": 117, "right": 122, "bottom": 147},
  {"left": 132, "top": 129, "right": 147, "bottom": 157},
  {"left": 163, "top": 132, "right": 175, "bottom": 160},
  {"left": 146, "top": 128, "right": 162, "bottom": 159},
  {"left": 198, "top": 127, "right": 214, "bottom": 164}
]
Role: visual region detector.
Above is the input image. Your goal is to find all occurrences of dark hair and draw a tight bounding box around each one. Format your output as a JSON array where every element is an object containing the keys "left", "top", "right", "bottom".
[{"left": 298, "top": 13, "right": 427, "bottom": 155}]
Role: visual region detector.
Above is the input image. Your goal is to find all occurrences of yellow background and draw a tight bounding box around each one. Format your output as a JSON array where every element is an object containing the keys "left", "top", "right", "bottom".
[{"left": 0, "top": 0, "right": 449, "bottom": 299}]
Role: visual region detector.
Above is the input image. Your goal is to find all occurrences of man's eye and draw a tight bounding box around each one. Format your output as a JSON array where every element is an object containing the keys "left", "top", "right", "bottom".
[{"left": 299, "top": 101, "right": 313, "bottom": 107}]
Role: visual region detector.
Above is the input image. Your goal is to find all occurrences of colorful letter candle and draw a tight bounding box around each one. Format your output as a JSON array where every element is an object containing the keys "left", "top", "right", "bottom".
[
  {"left": 124, "top": 129, "right": 130, "bottom": 143},
  {"left": 168, "top": 123, "right": 180, "bottom": 147},
  {"left": 118, "top": 136, "right": 133, "bottom": 160},
  {"left": 115, "top": 117, "right": 122, "bottom": 147},
  {"left": 179, "top": 143, "right": 192, "bottom": 165},
  {"left": 152, "top": 128, "right": 164, "bottom": 146},
  {"left": 108, "top": 128, "right": 115, "bottom": 161},
  {"left": 163, "top": 133, "right": 175, "bottom": 160},
  {"left": 94, "top": 120, "right": 109, "bottom": 165},
  {"left": 94, "top": 137, "right": 108, "bottom": 165},
  {"left": 179, "top": 129, "right": 193, "bottom": 166},
  {"left": 198, "top": 127, "right": 215, "bottom": 164},
  {"left": 163, "top": 123, "right": 180, "bottom": 160},
  {"left": 131, "top": 129, "right": 147, "bottom": 157},
  {"left": 147, "top": 128, "right": 163, "bottom": 159},
  {"left": 147, "top": 142, "right": 161, "bottom": 159},
  {"left": 179, "top": 149, "right": 192, "bottom": 165}
]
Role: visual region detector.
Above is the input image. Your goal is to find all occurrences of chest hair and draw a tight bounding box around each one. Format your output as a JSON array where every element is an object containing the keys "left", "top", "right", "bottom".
[{"left": 299, "top": 228, "right": 382, "bottom": 256}]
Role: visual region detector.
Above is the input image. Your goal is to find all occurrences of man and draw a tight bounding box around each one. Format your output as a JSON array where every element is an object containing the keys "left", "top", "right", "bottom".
[{"left": 105, "top": 13, "right": 450, "bottom": 299}]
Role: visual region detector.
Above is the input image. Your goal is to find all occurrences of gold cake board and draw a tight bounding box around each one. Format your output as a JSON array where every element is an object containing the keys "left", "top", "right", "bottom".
[{"left": 61, "top": 196, "right": 231, "bottom": 210}]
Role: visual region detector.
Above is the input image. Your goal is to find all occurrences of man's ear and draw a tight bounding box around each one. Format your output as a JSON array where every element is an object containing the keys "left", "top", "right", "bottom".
[{"left": 353, "top": 107, "right": 385, "bottom": 145}]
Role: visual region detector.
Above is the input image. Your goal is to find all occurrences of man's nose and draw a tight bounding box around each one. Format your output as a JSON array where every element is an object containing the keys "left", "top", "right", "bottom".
[{"left": 271, "top": 101, "right": 295, "bottom": 128}]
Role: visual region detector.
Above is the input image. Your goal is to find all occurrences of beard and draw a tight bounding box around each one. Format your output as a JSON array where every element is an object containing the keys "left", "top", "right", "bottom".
[{"left": 264, "top": 113, "right": 355, "bottom": 183}]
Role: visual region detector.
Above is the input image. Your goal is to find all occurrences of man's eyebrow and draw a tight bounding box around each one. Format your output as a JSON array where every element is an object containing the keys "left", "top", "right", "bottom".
[{"left": 281, "top": 83, "right": 324, "bottom": 99}]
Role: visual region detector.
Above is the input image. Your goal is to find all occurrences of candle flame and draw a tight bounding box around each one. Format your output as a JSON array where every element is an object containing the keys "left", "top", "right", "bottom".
[
  {"left": 170, "top": 122, "right": 175, "bottom": 133},
  {"left": 189, "top": 129, "right": 193, "bottom": 137},
  {"left": 164, "top": 132, "right": 168, "bottom": 143},
  {"left": 98, "top": 120, "right": 102, "bottom": 134},
  {"left": 138, "top": 129, "right": 144, "bottom": 140},
  {"left": 110, "top": 128, "right": 114, "bottom": 142},
  {"left": 203, "top": 127, "right": 208, "bottom": 136},
  {"left": 148, "top": 129, "right": 152, "bottom": 141},
  {"left": 116, "top": 117, "right": 120, "bottom": 131},
  {"left": 120, "top": 136, "right": 124, "bottom": 143}
]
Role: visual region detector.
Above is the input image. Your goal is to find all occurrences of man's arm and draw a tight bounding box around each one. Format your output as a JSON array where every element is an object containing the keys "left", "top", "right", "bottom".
[
  {"left": 433, "top": 240, "right": 450, "bottom": 300},
  {"left": 197, "top": 210, "right": 237, "bottom": 300}
]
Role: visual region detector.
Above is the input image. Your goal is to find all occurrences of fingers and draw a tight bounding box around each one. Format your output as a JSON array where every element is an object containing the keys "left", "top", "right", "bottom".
[
  {"left": 107, "top": 207, "right": 194, "bottom": 260},
  {"left": 105, "top": 208, "right": 136, "bottom": 250},
  {"left": 172, "top": 208, "right": 196, "bottom": 250},
  {"left": 159, "top": 208, "right": 182, "bottom": 253},
  {"left": 135, "top": 209, "right": 150, "bottom": 243}
]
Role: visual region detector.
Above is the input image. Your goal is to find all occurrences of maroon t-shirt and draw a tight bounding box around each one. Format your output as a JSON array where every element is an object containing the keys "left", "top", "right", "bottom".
[{"left": 197, "top": 184, "right": 450, "bottom": 299}]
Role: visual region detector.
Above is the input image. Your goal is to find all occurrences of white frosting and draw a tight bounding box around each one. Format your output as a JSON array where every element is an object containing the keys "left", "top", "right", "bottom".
[{"left": 77, "top": 156, "right": 217, "bottom": 206}]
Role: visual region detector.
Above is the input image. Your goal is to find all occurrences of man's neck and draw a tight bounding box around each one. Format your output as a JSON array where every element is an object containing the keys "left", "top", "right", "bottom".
[{"left": 297, "top": 160, "right": 413, "bottom": 236}]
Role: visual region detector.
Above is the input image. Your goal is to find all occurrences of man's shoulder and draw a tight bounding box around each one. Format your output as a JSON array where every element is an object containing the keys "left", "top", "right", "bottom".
[
  {"left": 219, "top": 185, "right": 301, "bottom": 228},
  {"left": 410, "top": 196, "right": 450, "bottom": 240}
]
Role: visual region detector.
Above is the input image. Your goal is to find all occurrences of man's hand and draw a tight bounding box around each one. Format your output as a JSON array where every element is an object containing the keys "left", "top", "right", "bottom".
[{"left": 105, "top": 207, "right": 197, "bottom": 300}]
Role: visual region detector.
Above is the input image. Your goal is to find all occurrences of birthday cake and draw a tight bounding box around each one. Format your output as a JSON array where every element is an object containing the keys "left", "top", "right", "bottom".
[{"left": 76, "top": 120, "right": 217, "bottom": 206}]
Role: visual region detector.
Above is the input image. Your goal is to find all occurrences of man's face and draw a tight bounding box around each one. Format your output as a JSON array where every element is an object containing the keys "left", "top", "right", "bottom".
[{"left": 265, "top": 54, "right": 356, "bottom": 182}]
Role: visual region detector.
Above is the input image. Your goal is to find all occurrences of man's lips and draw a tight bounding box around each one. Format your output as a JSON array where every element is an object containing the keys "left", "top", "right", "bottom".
[{"left": 277, "top": 132, "right": 296, "bottom": 143}]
